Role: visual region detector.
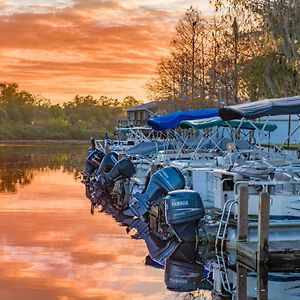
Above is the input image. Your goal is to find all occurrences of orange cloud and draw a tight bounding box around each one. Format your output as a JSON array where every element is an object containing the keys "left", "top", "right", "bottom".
[{"left": 0, "top": 1, "right": 211, "bottom": 103}]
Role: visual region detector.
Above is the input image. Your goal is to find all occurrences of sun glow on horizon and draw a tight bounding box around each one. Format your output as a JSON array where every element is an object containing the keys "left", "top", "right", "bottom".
[{"left": 0, "top": 0, "right": 211, "bottom": 103}]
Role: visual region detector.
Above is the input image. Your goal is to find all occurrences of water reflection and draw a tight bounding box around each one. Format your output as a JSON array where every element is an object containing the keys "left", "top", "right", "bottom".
[
  {"left": 95, "top": 191, "right": 300, "bottom": 300},
  {"left": 0, "top": 144, "right": 86, "bottom": 192},
  {"left": 0, "top": 144, "right": 189, "bottom": 300},
  {"left": 2, "top": 144, "right": 299, "bottom": 300}
]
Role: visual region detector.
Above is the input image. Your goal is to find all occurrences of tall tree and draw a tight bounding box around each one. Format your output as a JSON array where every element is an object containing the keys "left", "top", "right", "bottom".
[{"left": 147, "top": 7, "right": 207, "bottom": 101}]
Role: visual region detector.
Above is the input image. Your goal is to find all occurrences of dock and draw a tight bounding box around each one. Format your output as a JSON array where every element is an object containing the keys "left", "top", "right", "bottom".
[
  {"left": 234, "top": 186, "right": 300, "bottom": 299},
  {"left": 234, "top": 186, "right": 300, "bottom": 271},
  {"left": 237, "top": 240, "right": 300, "bottom": 272}
]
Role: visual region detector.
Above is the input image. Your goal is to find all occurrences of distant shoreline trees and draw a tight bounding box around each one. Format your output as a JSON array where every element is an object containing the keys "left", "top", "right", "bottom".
[
  {"left": 147, "top": 2, "right": 300, "bottom": 104},
  {"left": 0, "top": 82, "right": 141, "bottom": 140}
]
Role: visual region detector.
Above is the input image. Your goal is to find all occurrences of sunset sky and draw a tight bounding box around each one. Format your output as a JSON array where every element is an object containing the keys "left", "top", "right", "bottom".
[{"left": 0, "top": 0, "right": 211, "bottom": 104}]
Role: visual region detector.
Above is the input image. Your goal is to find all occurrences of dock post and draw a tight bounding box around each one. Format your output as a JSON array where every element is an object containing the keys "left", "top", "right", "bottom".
[
  {"left": 237, "top": 185, "right": 249, "bottom": 242},
  {"left": 257, "top": 264, "right": 269, "bottom": 300},
  {"left": 257, "top": 192, "right": 270, "bottom": 264},
  {"left": 237, "top": 262, "right": 248, "bottom": 299}
]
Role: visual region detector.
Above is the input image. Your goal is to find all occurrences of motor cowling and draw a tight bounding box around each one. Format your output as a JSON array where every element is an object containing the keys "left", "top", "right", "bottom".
[
  {"left": 94, "top": 152, "right": 118, "bottom": 176},
  {"left": 124, "top": 166, "right": 185, "bottom": 217},
  {"left": 96, "top": 157, "right": 136, "bottom": 190},
  {"left": 84, "top": 148, "right": 105, "bottom": 176},
  {"left": 166, "top": 190, "right": 205, "bottom": 242}
]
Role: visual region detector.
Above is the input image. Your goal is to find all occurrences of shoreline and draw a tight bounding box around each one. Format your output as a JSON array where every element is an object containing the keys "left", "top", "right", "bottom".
[{"left": 0, "top": 140, "right": 90, "bottom": 145}]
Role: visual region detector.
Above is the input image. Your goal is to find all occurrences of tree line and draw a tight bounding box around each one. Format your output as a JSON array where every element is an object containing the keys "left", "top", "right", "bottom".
[
  {"left": 0, "top": 83, "right": 140, "bottom": 140},
  {"left": 147, "top": 1, "right": 300, "bottom": 104}
]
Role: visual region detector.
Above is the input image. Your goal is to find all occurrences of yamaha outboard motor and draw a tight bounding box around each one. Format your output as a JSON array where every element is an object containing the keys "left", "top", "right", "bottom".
[
  {"left": 128, "top": 218, "right": 179, "bottom": 265},
  {"left": 124, "top": 167, "right": 185, "bottom": 217},
  {"left": 96, "top": 157, "right": 136, "bottom": 190},
  {"left": 165, "top": 242, "right": 208, "bottom": 292},
  {"left": 166, "top": 190, "right": 206, "bottom": 242}
]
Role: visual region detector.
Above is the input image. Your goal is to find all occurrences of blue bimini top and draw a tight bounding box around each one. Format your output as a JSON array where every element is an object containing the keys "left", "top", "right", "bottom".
[{"left": 147, "top": 108, "right": 219, "bottom": 131}]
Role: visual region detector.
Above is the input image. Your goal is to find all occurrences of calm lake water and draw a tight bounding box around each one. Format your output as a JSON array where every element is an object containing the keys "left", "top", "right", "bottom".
[{"left": 0, "top": 144, "right": 211, "bottom": 300}]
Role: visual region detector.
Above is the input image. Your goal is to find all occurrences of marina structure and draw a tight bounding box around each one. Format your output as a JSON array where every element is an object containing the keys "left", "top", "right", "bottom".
[{"left": 82, "top": 96, "right": 300, "bottom": 299}]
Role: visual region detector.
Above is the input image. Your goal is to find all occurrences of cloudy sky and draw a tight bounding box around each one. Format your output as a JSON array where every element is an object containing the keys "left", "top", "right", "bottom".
[{"left": 0, "top": 0, "right": 211, "bottom": 103}]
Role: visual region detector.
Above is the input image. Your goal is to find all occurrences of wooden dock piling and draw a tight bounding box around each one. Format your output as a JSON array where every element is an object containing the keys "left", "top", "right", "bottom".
[
  {"left": 237, "top": 188, "right": 300, "bottom": 273},
  {"left": 257, "top": 192, "right": 270, "bottom": 264},
  {"left": 237, "top": 185, "right": 249, "bottom": 242}
]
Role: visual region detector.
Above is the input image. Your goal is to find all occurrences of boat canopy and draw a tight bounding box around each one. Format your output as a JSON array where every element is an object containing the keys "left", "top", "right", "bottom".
[
  {"left": 180, "top": 117, "right": 277, "bottom": 132},
  {"left": 147, "top": 108, "right": 219, "bottom": 131},
  {"left": 219, "top": 96, "right": 300, "bottom": 121}
]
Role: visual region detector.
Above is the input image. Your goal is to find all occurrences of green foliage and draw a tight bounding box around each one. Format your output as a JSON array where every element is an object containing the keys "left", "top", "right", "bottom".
[{"left": 0, "top": 82, "right": 140, "bottom": 140}]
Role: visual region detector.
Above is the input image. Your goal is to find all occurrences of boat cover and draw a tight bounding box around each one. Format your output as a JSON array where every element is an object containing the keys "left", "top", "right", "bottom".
[
  {"left": 219, "top": 96, "right": 300, "bottom": 121},
  {"left": 125, "top": 141, "right": 175, "bottom": 156},
  {"left": 147, "top": 108, "right": 219, "bottom": 131},
  {"left": 180, "top": 117, "right": 277, "bottom": 132}
]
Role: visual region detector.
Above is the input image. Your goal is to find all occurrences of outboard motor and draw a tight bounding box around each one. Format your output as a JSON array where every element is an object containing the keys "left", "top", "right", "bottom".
[
  {"left": 165, "top": 242, "right": 210, "bottom": 292},
  {"left": 94, "top": 152, "right": 118, "bottom": 176},
  {"left": 128, "top": 218, "right": 179, "bottom": 265},
  {"left": 124, "top": 167, "right": 185, "bottom": 217},
  {"left": 96, "top": 157, "right": 136, "bottom": 190},
  {"left": 90, "top": 157, "right": 135, "bottom": 207},
  {"left": 84, "top": 148, "right": 105, "bottom": 177},
  {"left": 166, "top": 190, "right": 206, "bottom": 242}
]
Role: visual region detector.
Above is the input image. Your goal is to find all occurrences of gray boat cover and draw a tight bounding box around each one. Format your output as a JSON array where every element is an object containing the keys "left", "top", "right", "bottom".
[
  {"left": 220, "top": 96, "right": 300, "bottom": 121},
  {"left": 125, "top": 141, "right": 175, "bottom": 156},
  {"left": 232, "top": 161, "right": 275, "bottom": 179}
]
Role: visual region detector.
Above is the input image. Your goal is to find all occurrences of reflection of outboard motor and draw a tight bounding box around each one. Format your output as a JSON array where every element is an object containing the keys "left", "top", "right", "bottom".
[
  {"left": 166, "top": 190, "right": 205, "bottom": 242},
  {"left": 97, "top": 157, "right": 136, "bottom": 190},
  {"left": 84, "top": 148, "right": 105, "bottom": 176},
  {"left": 145, "top": 255, "right": 164, "bottom": 269},
  {"left": 124, "top": 167, "right": 185, "bottom": 217},
  {"left": 129, "top": 218, "right": 179, "bottom": 265},
  {"left": 165, "top": 242, "right": 209, "bottom": 292}
]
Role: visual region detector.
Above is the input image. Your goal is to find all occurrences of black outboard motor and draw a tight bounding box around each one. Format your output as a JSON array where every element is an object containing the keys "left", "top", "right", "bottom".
[
  {"left": 165, "top": 242, "right": 209, "bottom": 292},
  {"left": 128, "top": 218, "right": 179, "bottom": 265},
  {"left": 166, "top": 190, "right": 206, "bottom": 242},
  {"left": 84, "top": 148, "right": 105, "bottom": 176},
  {"left": 124, "top": 167, "right": 185, "bottom": 217},
  {"left": 96, "top": 157, "right": 136, "bottom": 190},
  {"left": 94, "top": 152, "right": 118, "bottom": 176}
]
